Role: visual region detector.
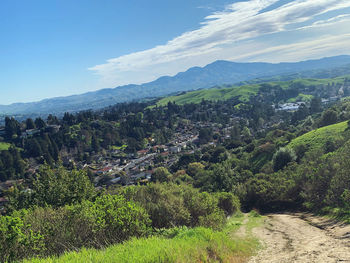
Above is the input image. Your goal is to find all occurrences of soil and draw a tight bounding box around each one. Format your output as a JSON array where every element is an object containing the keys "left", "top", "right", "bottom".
[{"left": 248, "top": 213, "right": 350, "bottom": 263}]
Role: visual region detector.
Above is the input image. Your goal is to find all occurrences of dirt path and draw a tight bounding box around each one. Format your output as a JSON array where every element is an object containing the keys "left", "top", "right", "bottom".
[{"left": 249, "top": 213, "right": 350, "bottom": 263}]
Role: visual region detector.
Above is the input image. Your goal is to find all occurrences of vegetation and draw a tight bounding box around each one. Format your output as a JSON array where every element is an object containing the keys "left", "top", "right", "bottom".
[
  {"left": 288, "top": 121, "right": 348, "bottom": 154},
  {"left": 156, "top": 76, "right": 350, "bottom": 106},
  {"left": 0, "top": 142, "right": 11, "bottom": 151},
  {"left": 24, "top": 213, "right": 261, "bottom": 263},
  {"left": 156, "top": 84, "right": 261, "bottom": 106},
  {"left": 1, "top": 73, "right": 350, "bottom": 262}
]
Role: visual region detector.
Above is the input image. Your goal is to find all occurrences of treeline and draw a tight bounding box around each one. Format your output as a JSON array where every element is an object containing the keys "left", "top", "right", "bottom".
[{"left": 0, "top": 93, "right": 277, "bottom": 183}]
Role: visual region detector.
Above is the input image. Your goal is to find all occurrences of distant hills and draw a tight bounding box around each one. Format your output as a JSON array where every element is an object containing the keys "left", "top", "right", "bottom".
[{"left": 1, "top": 55, "right": 350, "bottom": 116}]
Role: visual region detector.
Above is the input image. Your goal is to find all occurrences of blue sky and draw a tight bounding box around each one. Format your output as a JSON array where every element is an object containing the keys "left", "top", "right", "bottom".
[{"left": 1, "top": 0, "right": 350, "bottom": 105}]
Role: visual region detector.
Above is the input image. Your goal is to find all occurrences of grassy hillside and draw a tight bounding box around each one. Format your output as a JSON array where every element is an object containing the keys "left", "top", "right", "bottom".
[
  {"left": 25, "top": 214, "right": 262, "bottom": 263},
  {"left": 288, "top": 121, "right": 348, "bottom": 153},
  {"left": 156, "top": 76, "right": 348, "bottom": 106},
  {"left": 156, "top": 84, "right": 261, "bottom": 106}
]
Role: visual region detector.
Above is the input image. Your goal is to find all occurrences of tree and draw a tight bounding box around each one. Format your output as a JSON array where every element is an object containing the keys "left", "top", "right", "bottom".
[
  {"left": 91, "top": 135, "right": 100, "bottom": 153},
  {"left": 25, "top": 138, "right": 42, "bottom": 157},
  {"left": 187, "top": 162, "right": 205, "bottom": 177},
  {"left": 5, "top": 117, "right": 20, "bottom": 139},
  {"left": 319, "top": 109, "right": 338, "bottom": 127},
  {"left": 7, "top": 165, "right": 95, "bottom": 210},
  {"left": 151, "top": 167, "right": 172, "bottom": 182},
  {"left": 199, "top": 128, "right": 212, "bottom": 144},
  {"left": 25, "top": 118, "right": 36, "bottom": 130},
  {"left": 272, "top": 147, "right": 296, "bottom": 171},
  {"left": 310, "top": 97, "right": 322, "bottom": 113},
  {"left": 34, "top": 118, "right": 46, "bottom": 129},
  {"left": 47, "top": 114, "right": 59, "bottom": 125}
]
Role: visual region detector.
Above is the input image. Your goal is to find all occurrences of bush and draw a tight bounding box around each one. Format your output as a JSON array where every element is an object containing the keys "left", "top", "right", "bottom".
[
  {"left": 216, "top": 192, "right": 240, "bottom": 216},
  {"left": 6, "top": 165, "right": 96, "bottom": 211},
  {"left": 118, "top": 183, "right": 237, "bottom": 229},
  {"left": 73, "top": 194, "right": 151, "bottom": 244},
  {"left": 272, "top": 147, "right": 296, "bottom": 171},
  {"left": 0, "top": 195, "right": 150, "bottom": 262},
  {"left": 199, "top": 209, "right": 226, "bottom": 230},
  {"left": 0, "top": 210, "right": 45, "bottom": 262}
]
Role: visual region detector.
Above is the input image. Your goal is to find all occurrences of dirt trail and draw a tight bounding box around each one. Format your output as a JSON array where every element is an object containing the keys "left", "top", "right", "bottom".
[{"left": 249, "top": 213, "right": 350, "bottom": 263}]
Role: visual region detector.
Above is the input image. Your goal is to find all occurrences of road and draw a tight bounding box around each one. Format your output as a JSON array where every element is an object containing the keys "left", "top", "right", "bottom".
[{"left": 249, "top": 213, "right": 350, "bottom": 263}]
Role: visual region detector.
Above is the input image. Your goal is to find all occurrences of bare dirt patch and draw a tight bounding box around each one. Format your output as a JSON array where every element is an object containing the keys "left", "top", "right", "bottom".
[{"left": 249, "top": 213, "right": 350, "bottom": 263}]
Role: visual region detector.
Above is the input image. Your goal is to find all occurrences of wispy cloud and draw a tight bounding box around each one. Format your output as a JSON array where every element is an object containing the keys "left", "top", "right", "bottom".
[{"left": 89, "top": 0, "right": 350, "bottom": 87}]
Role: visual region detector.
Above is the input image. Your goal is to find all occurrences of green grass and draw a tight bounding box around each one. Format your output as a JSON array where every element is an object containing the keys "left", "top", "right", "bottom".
[
  {"left": 155, "top": 76, "right": 348, "bottom": 107},
  {"left": 24, "top": 213, "right": 262, "bottom": 263},
  {"left": 0, "top": 142, "right": 11, "bottom": 151},
  {"left": 156, "top": 84, "right": 261, "bottom": 106},
  {"left": 287, "top": 93, "right": 314, "bottom": 103},
  {"left": 288, "top": 121, "right": 348, "bottom": 153}
]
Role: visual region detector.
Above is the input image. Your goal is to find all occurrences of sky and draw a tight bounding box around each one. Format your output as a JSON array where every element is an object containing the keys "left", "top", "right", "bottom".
[{"left": 1, "top": 0, "right": 350, "bottom": 105}]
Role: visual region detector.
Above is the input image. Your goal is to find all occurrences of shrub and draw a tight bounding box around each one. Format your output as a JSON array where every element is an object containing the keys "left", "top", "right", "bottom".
[
  {"left": 0, "top": 210, "right": 45, "bottom": 262},
  {"left": 70, "top": 194, "right": 151, "bottom": 244},
  {"left": 199, "top": 209, "right": 226, "bottom": 230},
  {"left": 0, "top": 195, "right": 150, "bottom": 262},
  {"left": 216, "top": 192, "right": 240, "bottom": 216},
  {"left": 6, "top": 165, "right": 96, "bottom": 211},
  {"left": 272, "top": 147, "right": 296, "bottom": 171},
  {"left": 118, "top": 184, "right": 237, "bottom": 229}
]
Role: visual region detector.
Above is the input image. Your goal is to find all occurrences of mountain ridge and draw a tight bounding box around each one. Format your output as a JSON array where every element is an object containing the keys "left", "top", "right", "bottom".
[{"left": 1, "top": 55, "right": 350, "bottom": 115}]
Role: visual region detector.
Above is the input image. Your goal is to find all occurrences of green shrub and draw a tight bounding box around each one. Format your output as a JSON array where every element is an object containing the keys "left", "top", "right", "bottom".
[
  {"left": 0, "top": 195, "right": 150, "bottom": 262},
  {"left": 199, "top": 209, "right": 226, "bottom": 230},
  {"left": 118, "top": 183, "right": 238, "bottom": 229},
  {"left": 72, "top": 194, "right": 151, "bottom": 244},
  {"left": 272, "top": 147, "right": 296, "bottom": 171},
  {"left": 0, "top": 210, "right": 45, "bottom": 262},
  {"left": 216, "top": 192, "right": 241, "bottom": 216}
]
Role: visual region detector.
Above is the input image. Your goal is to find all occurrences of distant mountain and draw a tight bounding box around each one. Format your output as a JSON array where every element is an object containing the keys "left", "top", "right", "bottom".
[{"left": 1, "top": 55, "right": 350, "bottom": 116}]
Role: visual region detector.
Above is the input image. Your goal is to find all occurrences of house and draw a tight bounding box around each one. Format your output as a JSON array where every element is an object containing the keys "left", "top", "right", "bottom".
[
  {"left": 20, "top": 129, "right": 40, "bottom": 138},
  {"left": 137, "top": 149, "right": 148, "bottom": 157},
  {"left": 169, "top": 146, "right": 181, "bottom": 153},
  {"left": 96, "top": 167, "right": 113, "bottom": 175},
  {"left": 109, "top": 177, "right": 121, "bottom": 184},
  {"left": 45, "top": 125, "right": 61, "bottom": 133},
  {"left": 276, "top": 102, "right": 303, "bottom": 111}
]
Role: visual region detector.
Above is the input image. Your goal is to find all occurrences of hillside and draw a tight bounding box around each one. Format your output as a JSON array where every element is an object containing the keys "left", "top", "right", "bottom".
[
  {"left": 156, "top": 76, "right": 348, "bottom": 106},
  {"left": 1, "top": 56, "right": 350, "bottom": 116},
  {"left": 288, "top": 121, "right": 348, "bottom": 153},
  {"left": 156, "top": 84, "right": 260, "bottom": 106}
]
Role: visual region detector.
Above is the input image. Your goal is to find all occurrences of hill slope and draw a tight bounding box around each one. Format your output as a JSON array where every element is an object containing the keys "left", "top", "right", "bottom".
[
  {"left": 288, "top": 121, "right": 348, "bottom": 153},
  {"left": 1, "top": 56, "right": 350, "bottom": 116},
  {"left": 156, "top": 76, "right": 348, "bottom": 106}
]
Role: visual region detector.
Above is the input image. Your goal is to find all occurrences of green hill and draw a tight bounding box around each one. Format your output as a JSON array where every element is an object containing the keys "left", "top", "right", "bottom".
[
  {"left": 156, "top": 76, "right": 348, "bottom": 107},
  {"left": 156, "top": 84, "right": 261, "bottom": 106},
  {"left": 288, "top": 121, "right": 349, "bottom": 153}
]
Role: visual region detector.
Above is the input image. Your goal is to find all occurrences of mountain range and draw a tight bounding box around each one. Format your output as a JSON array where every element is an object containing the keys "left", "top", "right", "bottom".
[{"left": 1, "top": 55, "right": 350, "bottom": 116}]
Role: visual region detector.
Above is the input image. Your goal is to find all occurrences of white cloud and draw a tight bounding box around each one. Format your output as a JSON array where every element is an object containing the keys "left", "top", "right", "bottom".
[{"left": 89, "top": 0, "right": 350, "bottom": 87}]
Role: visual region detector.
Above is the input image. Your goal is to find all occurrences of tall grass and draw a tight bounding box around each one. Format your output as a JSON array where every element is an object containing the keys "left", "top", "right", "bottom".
[{"left": 24, "top": 214, "right": 261, "bottom": 263}]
